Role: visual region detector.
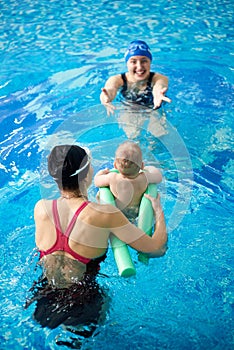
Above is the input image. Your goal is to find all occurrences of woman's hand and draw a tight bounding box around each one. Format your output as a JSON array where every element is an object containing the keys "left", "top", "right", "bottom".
[
  {"left": 144, "top": 193, "right": 164, "bottom": 220},
  {"left": 100, "top": 88, "right": 116, "bottom": 116},
  {"left": 153, "top": 86, "right": 171, "bottom": 109}
]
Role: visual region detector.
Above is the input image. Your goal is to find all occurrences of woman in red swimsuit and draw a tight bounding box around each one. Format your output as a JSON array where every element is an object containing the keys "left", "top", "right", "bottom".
[{"left": 26, "top": 144, "right": 167, "bottom": 339}]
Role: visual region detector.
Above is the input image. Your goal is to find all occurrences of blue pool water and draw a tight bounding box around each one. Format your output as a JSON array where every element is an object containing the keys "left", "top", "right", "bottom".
[{"left": 0, "top": 0, "right": 233, "bottom": 349}]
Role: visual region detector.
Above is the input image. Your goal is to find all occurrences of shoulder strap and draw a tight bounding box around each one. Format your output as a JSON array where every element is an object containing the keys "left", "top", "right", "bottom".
[
  {"left": 148, "top": 72, "right": 155, "bottom": 86},
  {"left": 64, "top": 201, "right": 90, "bottom": 237},
  {"left": 121, "top": 73, "right": 127, "bottom": 91},
  {"left": 52, "top": 200, "right": 63, "bottom": 233}
]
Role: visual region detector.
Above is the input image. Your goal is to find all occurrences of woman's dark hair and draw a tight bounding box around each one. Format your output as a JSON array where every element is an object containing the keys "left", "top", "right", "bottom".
[{"left": 48, "top": 145, "right": 90, "bottom": 190}]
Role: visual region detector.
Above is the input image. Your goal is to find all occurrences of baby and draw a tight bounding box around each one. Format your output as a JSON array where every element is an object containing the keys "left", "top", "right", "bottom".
[{"left": 94, "top": 141, "right": 162, "bottom": 221}]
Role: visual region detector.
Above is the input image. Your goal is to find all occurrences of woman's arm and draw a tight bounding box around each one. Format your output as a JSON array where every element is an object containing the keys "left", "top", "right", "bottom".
[
  {"left": 134, "top": 194, "right": 167, "bottom": 257},
  {"left": 109, "top": 194, "right": 167, "bottom": 257},
  {"left": 100, "top": 75, "right": 123, "bottom": 115},
  {"left": 34, "top": 199, "right": 54, "bottom": 250},
  {"left": 152, "top": 73, "right": 171, "bottom": 109}
]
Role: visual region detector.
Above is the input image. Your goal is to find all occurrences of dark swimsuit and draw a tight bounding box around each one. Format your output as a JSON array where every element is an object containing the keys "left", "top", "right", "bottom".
[
  {"left": 26, "top": 200, "right": 108, "bottom": 332},
  {"left": 120, "top": 72, "right": 155, "bottom": 107}
]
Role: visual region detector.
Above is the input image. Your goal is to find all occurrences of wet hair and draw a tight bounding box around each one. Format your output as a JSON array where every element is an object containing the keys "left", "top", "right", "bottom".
[
  {"left": 115, "top": 141, "right": 142, "bottom": 176},
  {"left": 48, "top": 145, "right": 90, "bottom": 190}
]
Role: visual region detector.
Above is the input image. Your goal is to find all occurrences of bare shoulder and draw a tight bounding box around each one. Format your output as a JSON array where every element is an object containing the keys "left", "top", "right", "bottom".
[
  {"left": 111, "top": 171, "right": 122, "bottom": 180},
  {"left": 85, "top": 202, "right": 127, "bottom": 228},
  {"left": 152, "top": 73, "right": 168, "bottom": 84},
  {"left": 34, "top": 199, "right": 51, "bottom": 219},
  {"left": 143, "top": 166, "right": 162, "bottom": 184},
  {"left": 105, "top": 74, "right": 123, "bottom": 88},
  {"left": 88, "top": 202, "right": 119, "bottom": 215},
  {"left": 103, "top": 171, "right": 121, "bottom": 184}
]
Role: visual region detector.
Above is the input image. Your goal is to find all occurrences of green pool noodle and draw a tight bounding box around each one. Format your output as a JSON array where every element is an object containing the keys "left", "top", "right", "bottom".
[
  {"left": 99, "top": 186, "right": 136, "bottom": 277},
  {"left": 137, "top": 184, "right": 158, "bottom": 264}
]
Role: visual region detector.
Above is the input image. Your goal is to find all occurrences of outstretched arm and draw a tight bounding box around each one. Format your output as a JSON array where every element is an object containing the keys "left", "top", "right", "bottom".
[
  {"left": 100, "top": 75, "right": 123, "bottom": 116},
  {"left": 152, "top": 74, "right": 171, "bottom": 109}
]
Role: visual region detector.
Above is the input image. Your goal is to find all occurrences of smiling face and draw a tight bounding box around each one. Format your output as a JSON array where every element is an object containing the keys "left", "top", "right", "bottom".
[{"left": 126, "top": 56, "right": 151, "bottom": 82}]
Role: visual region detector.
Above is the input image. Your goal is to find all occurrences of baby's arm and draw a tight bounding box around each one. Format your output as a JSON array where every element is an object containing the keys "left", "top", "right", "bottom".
[
  {"left": 94, "top": 168, "right": 112, "bottom": 187},
  {"left": 152, "top": 73, "right": 171, "bottom": 109},
  {"left": 144, "top": 165, "right": 163, "bottom": 184}
]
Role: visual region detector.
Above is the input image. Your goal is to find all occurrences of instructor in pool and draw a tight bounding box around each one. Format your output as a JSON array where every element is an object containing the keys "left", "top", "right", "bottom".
[
  {"left": 27, "top": 144, "right": 167, "bottom": 330},
  {"left": 100, "top": 40, "right": 171, "bottom": 115}
]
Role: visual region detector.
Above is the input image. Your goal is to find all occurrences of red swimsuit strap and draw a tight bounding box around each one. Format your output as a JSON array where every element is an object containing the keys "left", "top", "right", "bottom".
[
  {"left": 63, "top": 201, "right": 90, "bottom": 237},
  {"left": 39, "top": 200, "right": 90, "bottom": 264}
]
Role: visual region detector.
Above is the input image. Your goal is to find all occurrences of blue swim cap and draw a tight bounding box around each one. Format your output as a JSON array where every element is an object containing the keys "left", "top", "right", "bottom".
[{"left": 124, "top": 40, "right": 152, "bottom": 62}]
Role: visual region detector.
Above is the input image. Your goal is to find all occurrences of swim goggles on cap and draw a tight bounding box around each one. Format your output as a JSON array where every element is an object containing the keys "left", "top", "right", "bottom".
[
  {"left": 127, "top": 42, "right": 150, "bottom": 52},
  {"left": 70, "top": 146, "right": 92, "bottom": 177},
  {"left": 124, "top": 41, "right": 152, "bottom": 62}
]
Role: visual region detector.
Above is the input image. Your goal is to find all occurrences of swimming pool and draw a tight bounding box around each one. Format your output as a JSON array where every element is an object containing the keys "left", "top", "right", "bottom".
[{"left": 0, "top": 0, "right": 233, "bottom": 349}]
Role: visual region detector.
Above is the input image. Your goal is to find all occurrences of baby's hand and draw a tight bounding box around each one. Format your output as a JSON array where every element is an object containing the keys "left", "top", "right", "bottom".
[{"left": 98, "top": 168, "right": 110, "bottom": 175}]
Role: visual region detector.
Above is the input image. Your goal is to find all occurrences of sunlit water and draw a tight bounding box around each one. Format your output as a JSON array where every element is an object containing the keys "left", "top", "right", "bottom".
[{"left": 0, "top": 0, "right": 233, "bottom": 349}]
